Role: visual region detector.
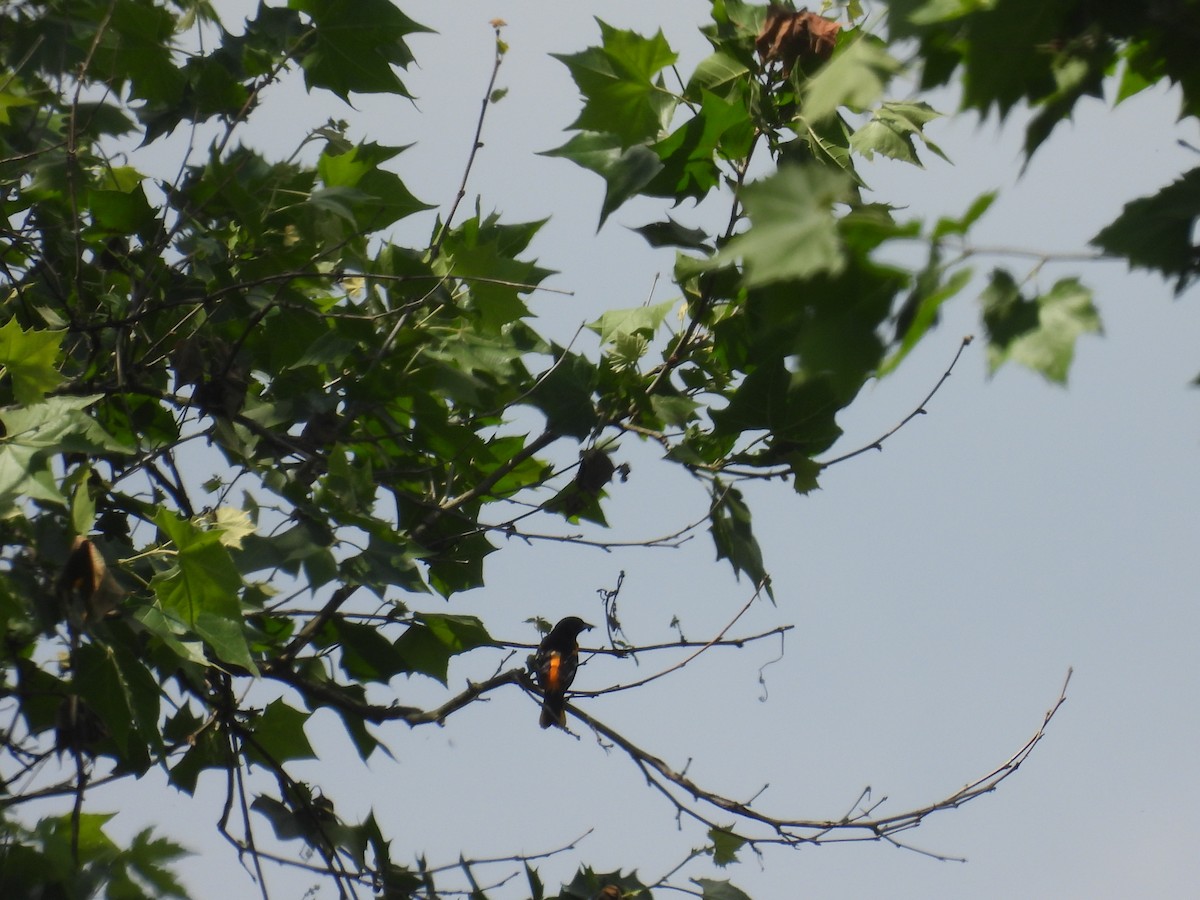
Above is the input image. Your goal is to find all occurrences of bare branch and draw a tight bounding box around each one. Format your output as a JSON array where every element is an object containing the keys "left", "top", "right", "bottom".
[
  {"left": 430, "top": 20, "right": 507, "bottom": 260},
  {"left": 575, "top": 581, "right": 769, "bottom": 696},
  {"left": 820, "top": 334, "right": 974, "bottom": 469},
  {"left": 563, "top": 668, "right": 1072, "bottom": 854}
]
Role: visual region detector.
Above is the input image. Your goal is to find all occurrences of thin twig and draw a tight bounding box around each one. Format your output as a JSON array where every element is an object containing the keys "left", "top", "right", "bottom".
[
  {"left": 574, "top": 581, "right": 768, "bottom": 696},
  {"left": 821, "top": 334, "right": 974, "bottom": 469},
  {"left": 563, "top": 668, "right": 1072, "bottom": 853},
  {"left": 430, "top": 20, "right": 507, "bottom": 260}
]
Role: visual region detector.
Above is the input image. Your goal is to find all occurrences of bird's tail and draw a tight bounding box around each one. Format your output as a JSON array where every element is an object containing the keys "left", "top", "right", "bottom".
[{"left": 539, "top": 696, "right": 565, "bottom": 729}]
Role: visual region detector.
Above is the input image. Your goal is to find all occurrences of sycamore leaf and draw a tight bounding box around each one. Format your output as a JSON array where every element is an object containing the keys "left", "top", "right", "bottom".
[
  {"left": 708, "top": 482, "right": 772, "bottom": 596},
  {"left": 288, "top": 0, "right": 429, "bottom": 99},
  {"left": 559, "top": 867, "right": 650, "bottom": 900},
  {"left": 247, "top": 699, "right": 317, "bottom": 764},
  {"left": 0, "top": 89, "right": 34, "bottom": 125},
  {"left": 932, "top": 190, "right": 996, "bottom": 239},
  {"left": 316, "top": 141, "right": 433, "bottom": 230},
  {"left": 792, "top": 113, "right": 862, "bottom": 183},
  {"left": 120, "top": 829, "right": 189, "bottom": 898},
  {"left": 0, "top": 397, "right": 130, "bottom": 507},
  {"left": 718, "top": 166, "right": 850, "bottom": 286},
  {"left": 434, "top": 213, "right": 554, "bottom": 330},
  {"left": 803, "top": 35, "right": 900, "bottom": 121},
  {"left": 633, "top": 217, "right": 713, "bottom": 250},
  {"left": 982, "top": 271, "right": 1100, "bottom": 384},
  {"left": 553, "top": 20, "right": 679, "bottom": 148},
  {"left": 151, "top": 509, "right": 257, "bottom": 672},
  {"left": 694, "top": 878, "right": 753, "bottom": 900},
  {"left": 0, "top": 318, "right": 64, "bottom": 404},
  {"left": 881, "top": 267, "right": 973, "bottom": 376},
  {"left": 707, "top": 828, "right": 747, "bottom": 867},
  {"left": 711, "top": 359, "right": 843, "bottom": 453},
  {"left": 393, "top": 613, "right": 493, "bottom": 685},
  {"left": 1092, "top": 167, "right": 1200, "bottom": 293},
  {"left": 527, "top": 347, "right": 598, "bottom": 439},
  {"left": 541, "top": 131, "right": 664, "bottom": 227},
  {"left": 646, "top": 89, "right": 755, "bottom": 202},
  {"left": 685, "top": 49, "right": 750, "bottom": 101},
  {"left": 589, "top": 300, "right": 676, "bottom": 343},
  {"left": 851, "top": 100, "right": 948, "bottom": 166},
  {"left": 212, "top": 507, "right": 256, "bottom": 548}
]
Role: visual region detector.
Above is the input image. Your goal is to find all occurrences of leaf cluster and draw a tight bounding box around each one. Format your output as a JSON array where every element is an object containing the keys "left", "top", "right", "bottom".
[{"left": 0, "top": 0, "right": 1155, "bottom": 897}]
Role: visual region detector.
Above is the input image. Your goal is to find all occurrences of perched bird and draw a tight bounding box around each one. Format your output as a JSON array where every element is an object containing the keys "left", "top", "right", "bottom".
[{"left": 534, "top": 616, "right": 593, "bottom": 729}]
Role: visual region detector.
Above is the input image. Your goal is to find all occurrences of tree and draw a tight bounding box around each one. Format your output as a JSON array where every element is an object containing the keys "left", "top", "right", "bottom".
[{"left": 1, "top": 0, "right": 1194, "bottom": 897}]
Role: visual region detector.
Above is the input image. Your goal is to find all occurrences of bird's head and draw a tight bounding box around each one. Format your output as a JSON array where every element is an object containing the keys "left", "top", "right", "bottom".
[{"left": 550, "top": 616, "right": 594, "bottom": 639}]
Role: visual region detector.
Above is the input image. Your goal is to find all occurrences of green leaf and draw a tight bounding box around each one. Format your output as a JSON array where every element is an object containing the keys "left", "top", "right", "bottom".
[
  {"left": 317, "top": 141, "right": 433, "bottom": 230},
  {"left": 151, "top": 509, "right": 257, "bottom": 672},
  {"left": 881, "top": 267, "right": 973, "bottom": 376},
  {"left": 88, "top": 185, "right": 156, "bottom": 234},
  {"left": 646, "top": 89, "right": 754, "bottom": 202},
  {"left": 559, "top": 867, "right": 651, "bottom": 900},
  {"left": 74, "top": 642, "right": 140, "bottom": 763},
  {"left": 632, "top": 217, "right": 713, "bottom": 250},
  {"left": 694, "top": 877, "right": 753, "bottom": 900},
  {"left": 70, "top": 474, "right": 96, "bottom": 537},
  {"left": 553, "top": 20, "right": 679, "bottom": 148},
  {"left": 329, "top": 616, "right": 407, "bottom": 682},
  {"left": 719, "top": 166, "right": 850, "bottom": 286},
  {"left": 111, "top": 638, "right": 167, "bottom": 761},
  {"left": 792, "top": 113, "right": 861, "bottom": 182},
  {"left": 707, "top": 827, "right": 746, "bottom": 867},
  {"left": 289, "top": 0, "right": 429, "bottom": 99},
  {"left": 589, "top": 300, "right": 677, "bottom": 343},
  {"left": 247, "top": 699, "right": 317, "bottom": 764},
  {"left": 393, "top": 613, "right": 493, "bottom": 685},
  {"left": 170, "top": 727, "right": 230, "bottom": 794},
  {"left": 1115, "top": 41, "right": 1158, "bottom": 105},
  {"left": 237, "top": 519, "right": 336, "bottom": 578},
  {"left": 121, "top": 829, "right": 189, "bottom": 898},
  {"left": 686, "top": 49, "right": 751, "bottom": 101},
  {"left": 526, "top": 862, "right": 545, "bottom": 900},
  {"left": 932, "top": 190, "right": 996, "bottom": 239},
  {"left": 708, "top": 482, "right": 771, "bottom": 595},
  {"left": 743, "top": 259, "right": 900, "bottom": 398},
  {"left": 710, "top": 358, "right": 843, "bottom": 454},
  {"left": 0, "top": 397, "right": 130, "bottom": 508},
  {"left": 850, "top": 100, "right": 948, "bottom": 166},
  {"left": 434, "top": 212, "right": 554, "bottom": 330},
  {"left": 0, "top": 318, "right": 65, "bottom": 403},
  {"left": 803, "top": 35, "right": 900, "bottom": 121},
  {"left": 0, "top": 89, "right": 35, "bottom": 125},
  {"left": 1092, "top": 167, "right": 1200, "bottom": 293},
  {"left": 982, "top": 272, "right": 1100, "bottom": 383},
  {"left": 211, "top": 507, "right": 256, "bottom": 548},
  {"left": 97, "top": 1, "right": 187, "bottom": 105},
  {"left": 789, "top": 455, "right": 823, "bottom": 495},
  {"left": 250, "top": 795, "right": 310, "bottom": 842},
  {"left": 609, "top": 332, "right": 649, "bottom": 372},
  {"left": 134, "top": 605, "right": 209, "bottom": 666},
  {"left": 1023, "top": 50, "right": 1106, "bottom": 159},
  {"left": 650, "top": 394, "right": 700, "bottom": 427},
  {"left": 527, "top": 349, "right": 598, "bottom": 439},
  {"left": 541, "top": 131, "right": 664, "bottom": 227}
]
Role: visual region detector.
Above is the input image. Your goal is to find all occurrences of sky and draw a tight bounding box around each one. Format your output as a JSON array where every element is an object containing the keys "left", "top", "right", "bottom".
[{"left": 80, "top": 2, "right": 1200, "bottom": 898}]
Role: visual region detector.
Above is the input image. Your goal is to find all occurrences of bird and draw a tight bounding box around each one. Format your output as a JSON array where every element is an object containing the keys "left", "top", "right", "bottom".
[{"left": 534, "top": 616, "right": 593, "bottom": 729}]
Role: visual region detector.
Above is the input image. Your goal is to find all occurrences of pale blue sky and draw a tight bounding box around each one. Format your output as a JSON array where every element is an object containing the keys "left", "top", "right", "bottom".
[{"left": 90, "top": 2, "right": 1200, "bottom": 897}]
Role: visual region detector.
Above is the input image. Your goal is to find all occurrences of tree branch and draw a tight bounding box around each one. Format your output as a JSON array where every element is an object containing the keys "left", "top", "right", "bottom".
[{"left": 565, "top": 668, "right": 1072, "bottom": 853}]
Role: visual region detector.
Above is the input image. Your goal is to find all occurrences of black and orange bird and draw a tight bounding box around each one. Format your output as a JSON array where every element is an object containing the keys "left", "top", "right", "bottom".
[{"left": 534, "top": 616, "right": 593, "bottom": 729}]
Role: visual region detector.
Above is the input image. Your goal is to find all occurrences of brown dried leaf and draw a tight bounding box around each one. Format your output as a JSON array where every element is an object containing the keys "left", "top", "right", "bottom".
[
  {"left": 57, "top": 537, "right": 125, "bottom": 623},
  {"left": 756, "top": 5, "right": 841, "bottom": 76}
]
